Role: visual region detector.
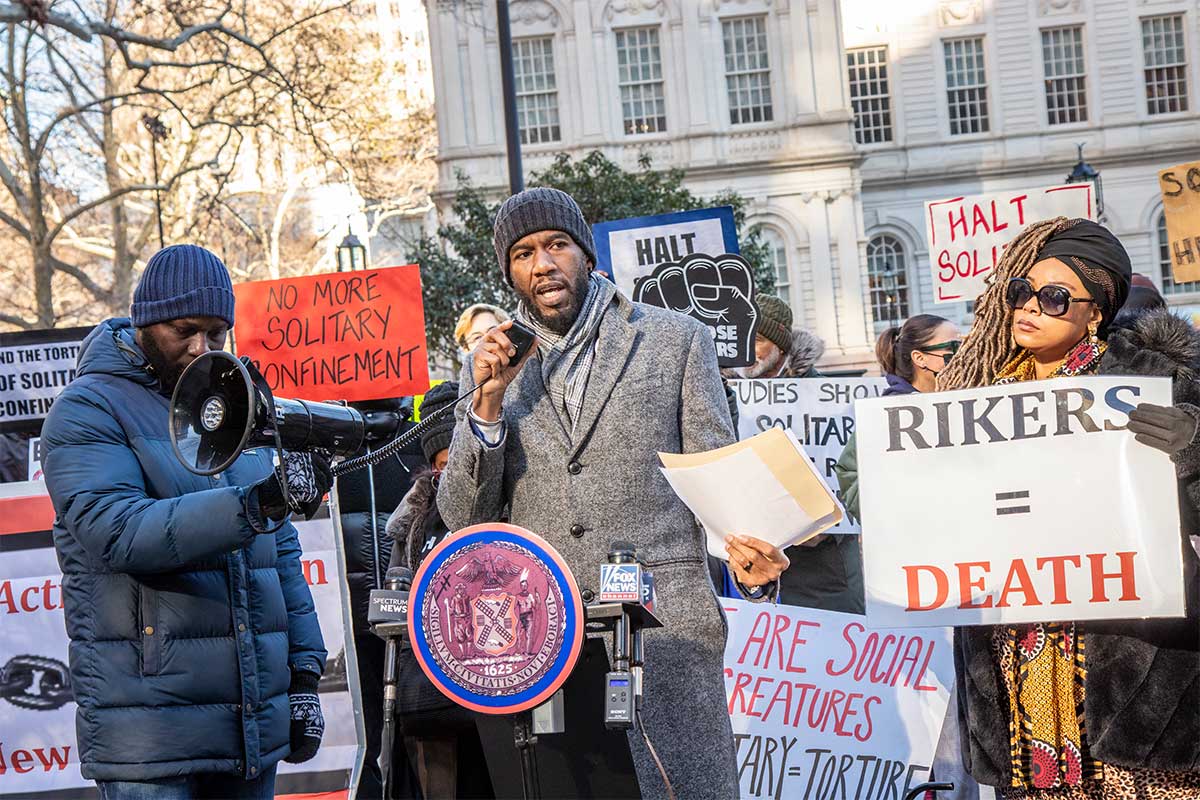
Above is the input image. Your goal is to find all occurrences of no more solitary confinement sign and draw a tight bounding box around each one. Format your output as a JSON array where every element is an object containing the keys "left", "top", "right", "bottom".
[
  {"left": 232, "top": 265, "right": 431, "bottom": 403},
  {"left": 855, "top": 376, "right": 1185, "bottom": 629}
]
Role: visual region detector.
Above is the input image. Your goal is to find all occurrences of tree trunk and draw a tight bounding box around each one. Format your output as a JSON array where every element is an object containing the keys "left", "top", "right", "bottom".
[{"left": 103, "top": 37, "right": 133, "bottom": 317}]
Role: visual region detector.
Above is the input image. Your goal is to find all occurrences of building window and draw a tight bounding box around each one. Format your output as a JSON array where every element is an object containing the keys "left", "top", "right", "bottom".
[
  {"left": 615, "top": 27, "right": 667, "bottom": 135},
  {"left": 1142, "top": 15, "right": 1189, "bottom": 115},
  {"left": 722, "top": 16, "right": 773, "bottom": 125},
  {"left": 1041, "top": 26, "right": 1088, "bottom": 125},
  {"left": 847, "top": 46, "right": 893, "bottom": 144},
  {"left": 867, "top": 234, "right": 910, "bottom": 327},
  {"left": 1160, "top": 213, "right": 1199, "bottom": 295},
  {"left": 513, "top": 37, "right": 560, "bottom": 145},
  {"left": 943, "top": 37, "right": 989, "bottom": 135},
  {"left": 761, "top": 228, "right": 790, "bottom": 300}
]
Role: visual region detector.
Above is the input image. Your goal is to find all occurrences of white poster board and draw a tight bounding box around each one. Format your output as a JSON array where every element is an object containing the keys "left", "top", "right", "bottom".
[
  {"left": 925, "top": 183, "right": 1095, "bottom": 304},
  {"left": 0, "top": 482, "right": 359, "bottom": 798},
  {"left": 730, "top": 378, "right": 887, "bottom": 533},
  {"left": 723, "top": 600, "right": 953, "bottom": 799},
  {"left": 856, "top": 376, "right": 1186, "bottom": 628}
]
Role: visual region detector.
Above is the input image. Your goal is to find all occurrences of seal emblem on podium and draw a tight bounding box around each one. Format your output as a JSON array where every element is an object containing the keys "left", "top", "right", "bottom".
[{"left": 409, "top": 523, "right": 585, "bottom": 714}]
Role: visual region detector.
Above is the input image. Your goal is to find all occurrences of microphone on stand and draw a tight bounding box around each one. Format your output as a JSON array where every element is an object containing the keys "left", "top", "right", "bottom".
[
  {"left": 599, "top": 542, "right": 653, "bottom": 730},
  {"left": 369, "top": 566, "right": 412, "bottom": 800}
]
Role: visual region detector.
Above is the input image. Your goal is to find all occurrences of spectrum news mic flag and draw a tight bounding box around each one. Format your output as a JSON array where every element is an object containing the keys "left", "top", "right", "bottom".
[{"left": 367, "top": 566, "right": 412, "bottom": 800}]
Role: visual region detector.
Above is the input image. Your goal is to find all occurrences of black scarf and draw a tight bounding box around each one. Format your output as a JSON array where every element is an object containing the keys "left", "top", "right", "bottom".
[{"left": 1037, "top": 219, "right": 1132, "bottom": 334}]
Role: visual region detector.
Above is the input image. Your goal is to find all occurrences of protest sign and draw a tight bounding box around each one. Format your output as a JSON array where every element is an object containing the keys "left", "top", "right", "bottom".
[
  {"left": 730, "top": 378, "right": 887, "bottom": 533},
  {"left": 925, "top": 183, "right": 1095, "bottom": 303},
  {"left": 26, "top": 438, "right": 41, "bottom": 481},
  {"left": 855, "top": 376, "right": 1185, "bottom": 628},
  {"left": 0, "top": 482, "right": 360, "bottom": 798},
  {"left": 0, "top": 326, "right": 93, "bottom": 434},
  {"left": 1159, "top": 160, "right": 1200, "bottom": 284},
  {"left": 723, "top": 600, "right": 953, "bottom": 800},
  {"left": 593, "top": 206, "right": 739, "bottom": 298},
  {"left": 232, "top": 265, "right": 430, "bottom": 403},
  {"left": 633, "top": 253, "right": 760, "bottom": 366}
]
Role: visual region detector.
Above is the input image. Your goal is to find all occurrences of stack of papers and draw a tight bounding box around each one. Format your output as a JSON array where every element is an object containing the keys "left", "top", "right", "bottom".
[{"left": 659, "top": 427, "right": 844, "bottom": 559}]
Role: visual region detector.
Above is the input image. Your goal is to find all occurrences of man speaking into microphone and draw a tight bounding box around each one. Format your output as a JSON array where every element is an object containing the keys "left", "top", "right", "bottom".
[{"left": 437, "top": 188, "right": 786, "bottom": 799}]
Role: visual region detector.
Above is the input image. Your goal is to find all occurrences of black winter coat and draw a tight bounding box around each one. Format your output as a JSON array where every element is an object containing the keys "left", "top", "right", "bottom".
[{"left": 956, "top": 309, "right": 1200, "bottom": 784}]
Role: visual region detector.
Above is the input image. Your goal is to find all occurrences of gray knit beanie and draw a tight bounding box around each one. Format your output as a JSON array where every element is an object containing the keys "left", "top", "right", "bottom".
[
  {"left": 492, "top": 187, "right": 597, "bottom": 284},
  {"left": 131, "top": 244, "right": 236, "bottom": 328}
]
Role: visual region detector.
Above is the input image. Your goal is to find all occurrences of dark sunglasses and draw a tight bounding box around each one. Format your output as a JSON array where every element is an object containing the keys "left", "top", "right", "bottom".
[
  {"left": 918, "top": 339, "right": 960, "bottom": 362},
  {"left": 1005, "top": 277, "right": 1095, "bottom": 317}
]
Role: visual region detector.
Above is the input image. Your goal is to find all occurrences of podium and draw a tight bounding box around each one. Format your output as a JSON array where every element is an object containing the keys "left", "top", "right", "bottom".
[{"left": 475, "top": 637, "right": 638, "bottom": 798}]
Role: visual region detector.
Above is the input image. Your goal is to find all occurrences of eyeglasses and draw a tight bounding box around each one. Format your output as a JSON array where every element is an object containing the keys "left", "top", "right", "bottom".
[
  {"left": 918, "top": 339, "right": 961, "bottom": 362},
  {"left": 1005, "top": 277, "right": 1095, "bottom": 317}
]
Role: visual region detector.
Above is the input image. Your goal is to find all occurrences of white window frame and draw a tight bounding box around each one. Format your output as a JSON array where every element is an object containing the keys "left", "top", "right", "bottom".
[
  {"left": 721, "top": 15, "right": 774, "bottom": 126},
  {"left": 847, "top": 45, "right": 894, "bottom": 145},
  {"left": 942, "top": 36, "right": 991, "bottom": 137},
  {"left": 1041, "top": 25, "right": 1089, "bottom": 126},
  {"left": 866, "top": 233, "right": 912, "bottom": 331},
  {"left": 1141, "top": 13, "right": 1191, "bottom": 117},
  {"left": 614, "top": 26, "right": 668, "bottom": 136},
  {"left": 512, "top": 36, "right": 561, "bottom": 146}
]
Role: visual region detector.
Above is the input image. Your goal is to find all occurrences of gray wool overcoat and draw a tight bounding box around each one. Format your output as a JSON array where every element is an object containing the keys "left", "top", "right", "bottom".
[{"left": 437, "top": 292, "right": 741, "bottom": 799}]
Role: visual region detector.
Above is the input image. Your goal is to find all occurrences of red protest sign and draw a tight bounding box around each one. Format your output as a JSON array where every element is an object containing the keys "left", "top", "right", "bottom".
[{"left": 232, "top": 265, "right": 430, "bottom": 402}]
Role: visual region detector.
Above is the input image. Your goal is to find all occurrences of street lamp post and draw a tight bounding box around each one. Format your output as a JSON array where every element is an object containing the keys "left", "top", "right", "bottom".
[
  {"left": 1066, "top": 143, "right": 1104, "bottom": 220},
  {"left": 336, "top": 229, "right": 367, "bottom": 272},
  {"left": 496, "top": 0, "right": 524, "bottom": 195},
  {"left": 141, "top": 114, "right": 169, "bottom": 249}
]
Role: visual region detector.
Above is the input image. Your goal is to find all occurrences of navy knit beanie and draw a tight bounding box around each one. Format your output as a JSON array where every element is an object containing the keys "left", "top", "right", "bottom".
[
  {"left": 492, "top": 188, "right": 597, "bottom": 284},
  {"left": 131, "top": 244, "right": 236, "bottom": 328}
]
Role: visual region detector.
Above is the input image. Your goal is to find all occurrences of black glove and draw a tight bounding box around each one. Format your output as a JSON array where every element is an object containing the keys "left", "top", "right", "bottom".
[
  {"left": 1128, "top": 403, "right": 1199, "bottom": 455},
  {"left": 254, "top": 451, "right": 334, "bottom": 523},
  {"left": 284, "top": 670, "right": 324, "bottom": 764}
]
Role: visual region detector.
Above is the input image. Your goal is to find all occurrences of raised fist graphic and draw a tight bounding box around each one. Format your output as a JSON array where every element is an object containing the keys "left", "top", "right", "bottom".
[{"left": 632, "top": 252, "right": 760, "bottom": 366}]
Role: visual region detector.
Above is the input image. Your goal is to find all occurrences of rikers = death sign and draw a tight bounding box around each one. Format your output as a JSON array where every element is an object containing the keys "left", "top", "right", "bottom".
[
  {"left": 926, "top": 183, "right": 1095, "bottom": 303},
  {"left": 855, "top": 376, "right": 1186, "bottom": 629}
]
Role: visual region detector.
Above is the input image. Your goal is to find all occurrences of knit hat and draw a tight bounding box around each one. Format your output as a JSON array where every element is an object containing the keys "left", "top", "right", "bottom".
[
  {"left": 754, "top": 293, "right": 793, "bottom": 355},
  {"left": 419, "top": 381, "right": 460, "bottom": 464},
  {"left": 492, "top": 188, "right": 597, "bottom": 284},
  {"left": 131, "top": 244, "right": 236, "bottom": 328}
]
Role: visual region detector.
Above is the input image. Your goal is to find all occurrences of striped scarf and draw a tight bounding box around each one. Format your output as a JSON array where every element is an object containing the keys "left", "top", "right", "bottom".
[{"left": 519, "top": 273, "right": 616, "bottom": 435}]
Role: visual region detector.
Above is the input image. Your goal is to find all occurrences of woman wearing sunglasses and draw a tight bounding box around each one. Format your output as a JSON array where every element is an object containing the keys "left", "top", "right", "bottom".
[
  {"left": 835, "top": 314, "right": 961, "bottom": 526},
  {"left": 936, "top": 218, "right": 1200, "bottom": 798}
]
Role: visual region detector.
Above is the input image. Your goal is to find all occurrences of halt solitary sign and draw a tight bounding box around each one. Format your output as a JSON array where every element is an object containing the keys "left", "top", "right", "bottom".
[
  {"left": 854, "top": 376, "right": 1185, "bottom": 628},
  {"left": 925, "top": 183, "right": 1095, "bottom": 304}
]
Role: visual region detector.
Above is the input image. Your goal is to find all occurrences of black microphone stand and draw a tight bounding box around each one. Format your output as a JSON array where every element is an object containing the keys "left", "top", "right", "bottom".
[{"left": 369, "top": 569, "right": 412, "bottom": 800}]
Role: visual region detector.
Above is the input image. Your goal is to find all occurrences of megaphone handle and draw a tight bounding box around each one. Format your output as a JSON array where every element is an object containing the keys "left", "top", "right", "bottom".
[
  {"left": 332, "top": 382, "right": 485, "bottom": 476},
  {"left": 245, "top": 375, "right": 294, "bottom": 536}
]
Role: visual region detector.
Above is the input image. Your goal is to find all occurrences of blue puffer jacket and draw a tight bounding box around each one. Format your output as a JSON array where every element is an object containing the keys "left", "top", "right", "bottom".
[{"left": 40, "top": 318, "right": 326, "bottom": 782}]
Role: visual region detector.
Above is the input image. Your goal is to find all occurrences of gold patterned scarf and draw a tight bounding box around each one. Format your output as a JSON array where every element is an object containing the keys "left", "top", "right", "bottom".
[{"left": 993, "top": 338, "right": 1104, "bottom": 790}]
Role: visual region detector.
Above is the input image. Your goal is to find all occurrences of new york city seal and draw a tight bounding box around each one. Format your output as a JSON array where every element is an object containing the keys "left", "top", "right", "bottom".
[{"left": 408, "top": 523, "right": 585, "bottom": 714}]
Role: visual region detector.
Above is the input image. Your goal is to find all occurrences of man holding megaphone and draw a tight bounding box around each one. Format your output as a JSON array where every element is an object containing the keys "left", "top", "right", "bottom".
[{"left": 40, "top": 245, "right": 333, "bottom": 800}]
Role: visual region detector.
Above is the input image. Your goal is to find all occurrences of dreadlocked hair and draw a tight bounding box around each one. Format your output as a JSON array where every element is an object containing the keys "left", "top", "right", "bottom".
[{"left": 937, "top": 216, "right": 1076, "bottom": 391}]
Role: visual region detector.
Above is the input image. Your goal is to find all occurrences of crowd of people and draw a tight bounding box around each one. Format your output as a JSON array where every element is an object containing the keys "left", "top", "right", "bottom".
[{"left": 31, "top": 186, "right": 1200, "bottom": 800}]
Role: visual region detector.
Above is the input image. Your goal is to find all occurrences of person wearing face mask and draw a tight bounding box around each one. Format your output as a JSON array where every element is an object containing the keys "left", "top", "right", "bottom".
[
  {"left": 383, "top": 380, "right": 495, "bottom": 799},
  {"left": 833, "top": 314, "right": 960, "bottom": 528},
  {"left": 937, "top": 218, "right": 1200, "bottom": 798}
]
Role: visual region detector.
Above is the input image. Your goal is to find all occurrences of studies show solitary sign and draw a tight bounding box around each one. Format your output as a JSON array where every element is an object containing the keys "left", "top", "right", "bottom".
[{"left": 855, "top": 376, "right": 1185, "bottom": 628}]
